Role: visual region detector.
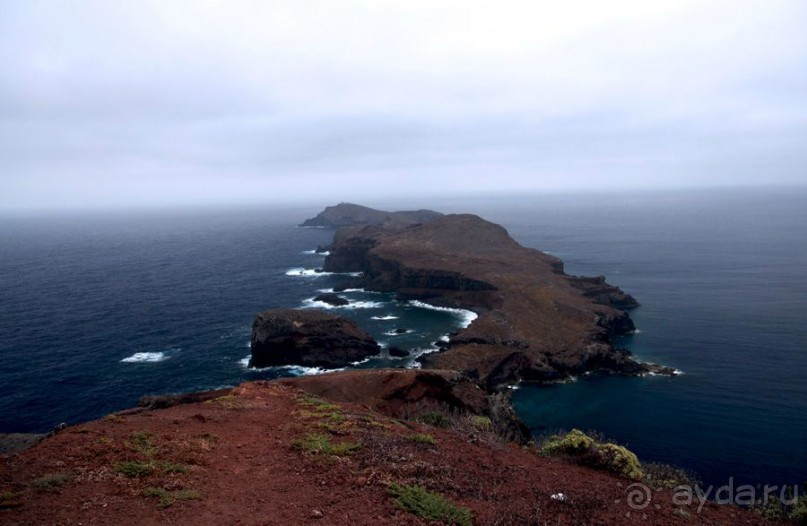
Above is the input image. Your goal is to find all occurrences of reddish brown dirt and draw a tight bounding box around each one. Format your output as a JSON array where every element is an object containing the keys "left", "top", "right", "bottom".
[{"left": 0, "top": 381, "right": 778, "bottom": 525}]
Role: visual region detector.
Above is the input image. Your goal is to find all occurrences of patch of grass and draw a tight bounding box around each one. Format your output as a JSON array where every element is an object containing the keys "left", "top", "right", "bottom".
[
  {"left": 204, "top": 394, "right": 246, "bottom": 409},
  {"left": 143, "top": 487, "right": 202, "bottom": 509},
  {"left": 357, "top": 415, "right": 393, "bottom": 429},
  {"left": 406, "top": 433, "right": 437, "bottom": 445},
  {"left": 298, "top": 395, "right": 341, "bottom": 412},
  {"left": 419, "top": 411, "right": 452, "bottom": 429},
  {"left": 317, "top": 421, "right": 355, "bottom": 435},
  {"left": 0, "top": 491, "right": 23, "bottom": 509},
  {"left": 672, "top": 507, "right": 691, "bottom": 519},
  {"left": 292, "top": 433, "right": 361, "bottom": 457},
  {"left": 128, "top": 431, "right": 157, "bottom": 456},
  {"left": 103, "top": 414, "right": 125, "bottom": 424},
  {"left": 114, "top": 461, "right": 155, "bottom": 478},
  {"left": 31, "top": 472, "right": 74, "bottom": 490},
  {"left": 389, "top": 483, "right": 473, "bottom": 526},
  {"left": 159, "top": 461, "right": 188, "bottom": 474}
]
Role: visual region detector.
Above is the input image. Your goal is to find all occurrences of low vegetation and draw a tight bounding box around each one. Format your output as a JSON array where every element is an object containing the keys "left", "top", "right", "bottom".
[
  {"left": 292, "top": 433, "right": 361, "bottom": 457},
  {"left": 468, "top": 415, "right": 492, "bottom": 431},
  {"left": 753, "top": 494, "right": 807, "bottom": 525},
  {"left": 0, "top": 491, "right": 23, "bottom": 509},
  {"left": 389, "top": 483, "right": 473, "bottom": 526},
  {"left": 143, "top": 487, "right": 202, "bottom": 509},
  {"left": 406, "top": 433, "right": 436, "bottom": 445},
  {"left": 642, "top": 462, "right": 700, "bottom": 489},
  {"left": 419, "top": 411, "right": 452, "bottom": 429},
  {"left": 539, "top": 429, "right": 643, "bottom": 480},
  {"left": 31, "top": 472, "right": 74, "bottom": 490}
]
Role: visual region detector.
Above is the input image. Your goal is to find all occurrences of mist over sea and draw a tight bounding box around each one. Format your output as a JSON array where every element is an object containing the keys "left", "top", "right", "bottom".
[{"left": 1, "top": 187, "right": 805, "bottom": 489}]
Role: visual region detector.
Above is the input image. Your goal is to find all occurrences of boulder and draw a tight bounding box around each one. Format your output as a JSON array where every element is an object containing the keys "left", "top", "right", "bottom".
[
  {"left": 250, "top": 309, "right": 380, "bottom": 369},
  {"left": 313, "top": 293, "right": 349, "bottom": 307},
  {"left": 388, "top": 346, "right": 410, "bottom": 358}
]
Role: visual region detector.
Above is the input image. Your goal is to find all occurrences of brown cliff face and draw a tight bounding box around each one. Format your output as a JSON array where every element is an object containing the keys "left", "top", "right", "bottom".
[{"left": 320, "top": 213, "right": 670, "bottom": 387}]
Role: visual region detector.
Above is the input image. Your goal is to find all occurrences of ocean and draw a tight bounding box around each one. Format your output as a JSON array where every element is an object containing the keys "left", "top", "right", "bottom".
[{"left": 1, "top": 188, "right": 805, "bottom": 490}]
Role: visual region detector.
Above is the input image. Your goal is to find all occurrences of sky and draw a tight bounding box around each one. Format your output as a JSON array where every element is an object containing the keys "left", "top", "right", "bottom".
[{"left": 1, "top": 0, "right": 806, "bottom": 210}]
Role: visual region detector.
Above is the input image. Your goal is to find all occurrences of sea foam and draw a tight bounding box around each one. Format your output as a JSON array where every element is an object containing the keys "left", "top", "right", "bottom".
[
  {"left": 408, "top": 300, "right": 478, "bottom": 328},
  {"left": 371, "top": 315, "right": 399, "bottom": 320},
  {"left": 238, "top": 356, "right": 343, "bottom": 375},
  {"left": 302, "top": 299, "right": 384, "bottom": 310},
  {"left": 121, "top": 352, "right": 167, "bottom": 363}
]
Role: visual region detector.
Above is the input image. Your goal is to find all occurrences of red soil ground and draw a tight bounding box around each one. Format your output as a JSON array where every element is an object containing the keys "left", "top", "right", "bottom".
[{"left": 0, "top": 380, "right": 779, "bottom": 525}]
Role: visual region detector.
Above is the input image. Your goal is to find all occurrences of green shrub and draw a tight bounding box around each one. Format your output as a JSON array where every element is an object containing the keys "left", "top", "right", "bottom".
[
  {"left": 469, "top": 415, "right": 492, "bottom": 431},
  {"left": 420, "top": 411, "right": 452, "bottom": 428},
  {"left": 596, "top": 443, "right": 643, "bottom": 480},
  {"left": 407, "top": 433, "right": 437, "bottom": 445},
  {"left": 389, "top": 483, "right": 473, "bottom": 526},
  {"left": 540, "top": 429, "right": 594, "bottom": 456},
  {"left": 790, "top": 498, "right": 807, "bottom": 525},
  {"left": 539, "top": 429, "right": 643, "bottom": 480}
]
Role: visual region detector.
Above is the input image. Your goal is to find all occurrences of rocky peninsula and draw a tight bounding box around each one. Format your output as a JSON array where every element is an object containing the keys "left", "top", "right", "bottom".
[{"left": 305, "top": 203, "right": 673, "bottom": 389}]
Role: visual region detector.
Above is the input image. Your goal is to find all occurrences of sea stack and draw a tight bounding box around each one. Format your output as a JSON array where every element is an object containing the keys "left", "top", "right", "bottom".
[{"left": 250, "top": 308, "right": 381, "bottom": 369}]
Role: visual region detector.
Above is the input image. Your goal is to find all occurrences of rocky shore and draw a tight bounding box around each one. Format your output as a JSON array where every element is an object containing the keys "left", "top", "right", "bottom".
[{"left": 305, "top": 203, "right": 674, "bottom": 389}]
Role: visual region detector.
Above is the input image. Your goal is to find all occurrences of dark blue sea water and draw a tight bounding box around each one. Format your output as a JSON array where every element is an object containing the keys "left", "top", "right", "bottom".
[{"left": 1, "top": 188, "right": 805, "bottom": 490}]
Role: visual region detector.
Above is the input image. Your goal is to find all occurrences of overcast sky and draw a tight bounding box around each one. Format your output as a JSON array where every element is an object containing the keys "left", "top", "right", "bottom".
[{"left": 1, "top": 0, "right": 806, "bottom": 210}]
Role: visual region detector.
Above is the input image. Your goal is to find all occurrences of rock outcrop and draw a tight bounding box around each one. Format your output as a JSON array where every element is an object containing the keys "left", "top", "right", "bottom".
[
  {"left": 250, "top": 309, "right": 380, "bottom": 368},
  {"left": 282, "top": 368, "right": 530, "bottom": 443},
  {"left": 312, "top": 209, "right": 670, "bottom": 387},
  {"left": 312, "top": 293, "right": 349, "bottom": 307},
  {"left": 300, "top": 202, "right": 443, "bottom": 228}
]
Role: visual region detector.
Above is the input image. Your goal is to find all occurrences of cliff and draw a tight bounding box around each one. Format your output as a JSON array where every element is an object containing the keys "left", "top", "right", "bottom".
[
  {"left": 316, "top": 211, "right": 672, "bottom": 387},
  {"left": 250, "top": 308, "right": 380, "bottom": 368},
  {"left": 0, "top": 373, "right": 776, "bottom": 525}
]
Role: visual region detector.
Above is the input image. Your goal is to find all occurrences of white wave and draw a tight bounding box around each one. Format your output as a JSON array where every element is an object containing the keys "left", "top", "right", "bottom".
[
  {"left": 645, "top": 368, "right": 685, "bottom": 377},
  {"left": 302, "top": 249, "right": 330, "bottom": 256},
  {"left": 350, "top": 357, "right": 371, "bottom": 366},
  {"left": 371, "top": 315, "right": 399, "bottom": 320},
  {"left": 383, "top": 329, "right": 413, "bottom": 336},
  {"left": 316, "top": 288, "right": 334, "bottom": 293},
  {"left": 285, "top": 267, "right": 332, "bottom": 277},
  {"left": 238, "top": 356, "right": 344, "bottom": 375},
  {"left": 121, "top": 352, "right": 167, "bottom": 363},
  {"left": 408, "top": 300, "right": 478, "bottom": 328},
  {"left": 302, "top": 299, "right": 384, "bottom": 310}
]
